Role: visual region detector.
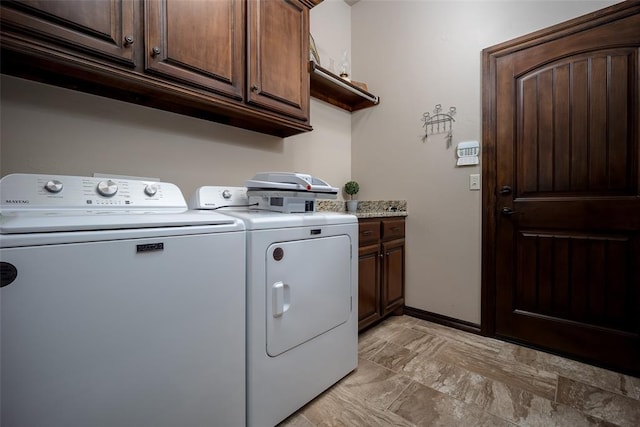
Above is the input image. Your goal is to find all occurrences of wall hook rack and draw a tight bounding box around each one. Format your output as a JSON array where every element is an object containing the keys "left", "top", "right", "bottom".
[{"left": 422, "top": 104, "right": 456, "bottom": 146}]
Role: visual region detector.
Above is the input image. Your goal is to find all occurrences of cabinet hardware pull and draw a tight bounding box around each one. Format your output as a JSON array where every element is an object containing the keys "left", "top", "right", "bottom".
[
  {"left": 251, "top": 84, "right": 259, "bottom": 92},
  {"left": 391, "top": 227, "right": 400, "bottom": 232},
  {"left": 124, "top": 35, "right": 134, "bottom": 46},
  {"left": 151, "top": 46, "right": 161, "bottom": 56},
  {"left": 362, "top": 230, "right": 372, "bottom": 235}
]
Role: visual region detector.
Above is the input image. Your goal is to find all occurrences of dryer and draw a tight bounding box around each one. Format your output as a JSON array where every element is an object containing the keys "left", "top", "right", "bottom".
[
  {"left": 190, "top": 176, "right": 358, "bottom": 427},
  {"left": 0, "top": 173, "right": 246, "bottom": 427}
]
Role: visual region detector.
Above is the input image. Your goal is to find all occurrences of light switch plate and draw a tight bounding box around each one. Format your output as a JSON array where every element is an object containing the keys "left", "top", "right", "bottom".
[{"left": 470, "top": 174, "right": 480, "bottom": 191}]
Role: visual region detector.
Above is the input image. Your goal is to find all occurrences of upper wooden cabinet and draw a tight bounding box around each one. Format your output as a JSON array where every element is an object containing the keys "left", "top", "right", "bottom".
[
  {"left": 247, "top": 0, "right": 309, "bottom": 121},
  {"left": 0, "top": 0, "right": 316, "bottom": 137},
  {"left": 145, "top": 0, "right": 244, "bottom": 101},
  {"left": 0, "top": 0, "right": 138, "bottom": 67}
]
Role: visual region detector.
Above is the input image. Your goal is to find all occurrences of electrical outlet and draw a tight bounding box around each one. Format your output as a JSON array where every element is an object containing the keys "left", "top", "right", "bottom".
[{"left": 470, "top": 174, "right": 480, "bottom": 191}]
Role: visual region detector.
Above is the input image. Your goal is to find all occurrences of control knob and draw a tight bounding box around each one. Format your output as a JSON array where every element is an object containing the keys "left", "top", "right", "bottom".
[
  {"left": 97, "top": 179, "right": 118, "bottom": 197},
  {"left": 44, "top": 179, "right": 63, "bottom": 194},
  {"left": 144, "top": 184, "right": 159, "bottom": 197},
  {"left": 222, "top": 189, "right": 232, "bottom": 199}
]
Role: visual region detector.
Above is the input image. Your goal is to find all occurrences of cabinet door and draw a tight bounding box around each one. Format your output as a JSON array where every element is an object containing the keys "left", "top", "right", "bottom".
[
  {"left": 247, "top": 0, "right": 310, "bottom": 122},
  {"left": 1, "top": 0, "right": 137, "bottom": 67},
  {"left": 145, "top": 0, "right": 244, "bottom": 101},
  {"left": 382, "top": 239, "right": 405, "bottom": 316},
  {"left": 358, "top": 243, "right": 381, "bottom": 331}
]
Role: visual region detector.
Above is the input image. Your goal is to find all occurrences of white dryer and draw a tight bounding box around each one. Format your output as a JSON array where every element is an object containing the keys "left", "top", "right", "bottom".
[
  {"left": 0, "top": 174, "right": 246, "bottom": 427},
  {"left": 190, "top": 178, "right": 358, "bottom": 427}
]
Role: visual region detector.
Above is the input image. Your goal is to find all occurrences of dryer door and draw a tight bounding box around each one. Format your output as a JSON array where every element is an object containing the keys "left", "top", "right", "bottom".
[{"left": 266, "top": 235, "right": 352, "bottom": 356}]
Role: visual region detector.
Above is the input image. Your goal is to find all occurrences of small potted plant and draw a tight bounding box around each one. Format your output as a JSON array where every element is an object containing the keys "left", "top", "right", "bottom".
[{"left": 344, "top": 180, "right": 360, "bottom": 213}]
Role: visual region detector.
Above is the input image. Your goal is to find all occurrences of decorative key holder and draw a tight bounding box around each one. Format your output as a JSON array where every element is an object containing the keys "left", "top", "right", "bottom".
[{"left": 422, "top": 104, "right": 456, "bottom": 146}]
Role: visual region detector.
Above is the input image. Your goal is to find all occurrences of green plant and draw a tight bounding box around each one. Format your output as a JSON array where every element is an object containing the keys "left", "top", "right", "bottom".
[{"left": 344, "top": 180, "right": 359, "bottom": 200}]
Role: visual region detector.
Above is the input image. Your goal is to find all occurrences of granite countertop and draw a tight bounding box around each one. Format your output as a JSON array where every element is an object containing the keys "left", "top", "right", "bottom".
[{"left": 317, "top": 200, "right": 408, "bottom": 218}]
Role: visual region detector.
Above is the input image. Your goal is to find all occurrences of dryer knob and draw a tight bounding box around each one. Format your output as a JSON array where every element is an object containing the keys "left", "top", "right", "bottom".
[
  {"left": 97, "top": 180, "right": 118, "bottom": 197},
  {"left": 222, "top": 189, "right": 232, "bottom": 199},
  {"left": 144, "top": 184, "right": 158, "bottom": 197},
  {"left": 44, "top": 179, "right": 63, "bottom": 193}
]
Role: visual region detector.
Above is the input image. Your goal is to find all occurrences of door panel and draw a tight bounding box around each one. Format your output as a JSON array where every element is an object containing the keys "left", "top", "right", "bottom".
[
  {"left": 358, "top": 243, "right": 381, "bottom": 328},
  {"left": 145, "top": 0, "right": 244, "bottom": 100},
  {"left": 266, "top": 235, "right": 352, "bottom": 357},
  {"left": 382, "top": 239, "right": 405, "bottom": 315},
  {"left": 514, "top": 232, "right": 636, "bottom": 332},
  {"left": 247, "top": 0, "right": 309, "bottom": 121},
  {"left": 483, "top": 3, "right": 640, "bottom": 375},
  {"left": 1, "top": 0, "right": 136, "bottom": 66},
  {"left": 517, "top": 50, "right": 636, "bottom": 196}
]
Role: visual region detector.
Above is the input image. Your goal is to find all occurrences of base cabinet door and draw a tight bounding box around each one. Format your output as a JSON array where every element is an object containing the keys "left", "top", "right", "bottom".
[
  {"left": 382, "top": 239, "right": 405, "bottom": 316},
  {"left": 358, "top": 243, "right": 381, "bottom": 330},
  {"left": 358, "top": 218, "right": 406, "bottom": 332}
]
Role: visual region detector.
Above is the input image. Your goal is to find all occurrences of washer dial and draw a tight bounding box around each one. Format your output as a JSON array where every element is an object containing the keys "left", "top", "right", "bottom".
[
  {"left": 97, "top": 180, "right": 118, "bottom": 197},
  {"left": 44, "top": 179, "right": 63, "bottom": 193},
  {"left": 144, "top": 184, "right": 159, "bottom": 197}
]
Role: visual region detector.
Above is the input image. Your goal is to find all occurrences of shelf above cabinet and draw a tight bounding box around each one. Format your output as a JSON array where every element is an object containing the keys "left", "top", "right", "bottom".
[{"left": 309, "top": 62, "right": 379, "bottom": 112}]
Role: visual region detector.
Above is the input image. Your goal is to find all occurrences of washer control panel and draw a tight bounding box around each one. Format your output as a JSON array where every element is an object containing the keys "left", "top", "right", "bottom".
[{"left": 0, "top": 173, "right": 187, "bottom": 211}]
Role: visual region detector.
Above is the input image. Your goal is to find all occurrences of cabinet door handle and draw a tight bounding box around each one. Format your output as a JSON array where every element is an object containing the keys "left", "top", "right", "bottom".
[
  {"left": 151, "top": 46, "right": 161, "bottom": 56},
  {"left": 362, "top": 230, "right": 372, "bottom": 236},
  {"left": 251, "top": 84, "right": 259, "bottom": 92},
  {"left": 391, "top": 227, "right": 400, "bottom": 232},
  {"left": 124, "top": 35, "right": 134, "bottom": 46}
]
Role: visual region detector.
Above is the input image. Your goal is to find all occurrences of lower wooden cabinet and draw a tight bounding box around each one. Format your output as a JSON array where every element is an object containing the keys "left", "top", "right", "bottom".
[{"left": 358, "top": 217, "right": 406, "bottom": 332}]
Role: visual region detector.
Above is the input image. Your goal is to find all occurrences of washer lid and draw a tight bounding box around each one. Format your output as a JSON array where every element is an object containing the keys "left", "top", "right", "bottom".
[{"left": 0, "top": 210, "right": 239, "bottom": 233}]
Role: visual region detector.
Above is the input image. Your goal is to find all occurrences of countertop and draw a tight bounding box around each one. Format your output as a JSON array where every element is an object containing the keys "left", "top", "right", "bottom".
[{"left": 317, "top": 200, "right": 408, "bottom": 219}]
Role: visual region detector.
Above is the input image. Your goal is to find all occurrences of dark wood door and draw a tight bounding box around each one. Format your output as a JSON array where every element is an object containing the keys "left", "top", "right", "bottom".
[
  {"left": 145, "top": 0, "right": 244, "bottom": 100},
  {"left": 0, "top": 0, "right": 137, "bottom": 66},
  {"left": 483, "top": 3, "right": 640, "bottom": 375},
  {"left": 247, "top": 0, "right": 310, "bottom": 122}
]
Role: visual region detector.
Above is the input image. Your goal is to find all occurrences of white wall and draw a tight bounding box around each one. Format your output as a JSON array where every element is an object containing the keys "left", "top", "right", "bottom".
[
  {"left": 0, "top": 1, "right": 352, "bottom": 198},
  {"left": 350, "top": 0, "right": 619, "bottom": 324}
]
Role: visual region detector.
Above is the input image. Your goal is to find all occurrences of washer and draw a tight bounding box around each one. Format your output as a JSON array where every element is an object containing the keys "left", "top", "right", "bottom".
[
  {"left": 0, "top": 173, "right": 246, "bottom": 427},
  {"left": 190, "top": 182, "right": 358, "bottom": 427}
]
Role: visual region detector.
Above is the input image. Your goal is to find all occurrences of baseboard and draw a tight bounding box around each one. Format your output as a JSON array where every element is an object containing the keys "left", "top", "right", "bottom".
[{"left": 403, "top": 306, "right": 481, "bottom": 335}]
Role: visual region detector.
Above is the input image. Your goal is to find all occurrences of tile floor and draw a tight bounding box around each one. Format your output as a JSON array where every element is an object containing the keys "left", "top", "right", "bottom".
[{"left": 280, "top": 315, "right": 640, "bottom": 427}]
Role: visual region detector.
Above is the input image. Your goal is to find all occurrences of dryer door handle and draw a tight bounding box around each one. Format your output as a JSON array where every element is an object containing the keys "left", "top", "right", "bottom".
[{"left": 272, "top": 281, "right": 290, "bottom": 317}]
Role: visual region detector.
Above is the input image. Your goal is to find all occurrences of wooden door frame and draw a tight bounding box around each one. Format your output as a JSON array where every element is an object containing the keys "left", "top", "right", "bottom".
[{"left": 480, "top": 1, "right": 640, "bottom": 337}]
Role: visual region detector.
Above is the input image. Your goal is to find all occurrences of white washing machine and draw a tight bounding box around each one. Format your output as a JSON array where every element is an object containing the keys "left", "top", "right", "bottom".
[
  {"left": 0, "top": 173, "right": 246, "bottom": 427},
  {"left": 190, "top": 176, "right": 358, "bottom": 427}
]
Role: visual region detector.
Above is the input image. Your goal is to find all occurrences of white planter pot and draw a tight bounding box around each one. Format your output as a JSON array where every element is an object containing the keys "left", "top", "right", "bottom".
[{"left": 346, "top": 200, "right": 358, "bottom": 213}]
